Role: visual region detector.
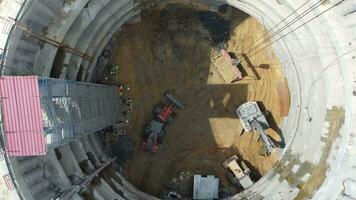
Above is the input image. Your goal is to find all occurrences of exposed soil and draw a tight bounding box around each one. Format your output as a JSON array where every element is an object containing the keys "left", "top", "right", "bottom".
[{"left": 110, "top": 4, "right": 290, "bottom": 198}]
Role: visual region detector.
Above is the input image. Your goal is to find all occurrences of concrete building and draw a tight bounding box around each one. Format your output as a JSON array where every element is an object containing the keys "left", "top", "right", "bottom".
[{"left": 0, "top": 0, "right": 355, "bottom": 199}]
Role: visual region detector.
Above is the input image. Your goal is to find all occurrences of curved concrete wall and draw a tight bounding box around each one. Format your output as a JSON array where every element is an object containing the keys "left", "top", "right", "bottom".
[{"left": 0, "top": 0, "right": 355, "bottom": 199}]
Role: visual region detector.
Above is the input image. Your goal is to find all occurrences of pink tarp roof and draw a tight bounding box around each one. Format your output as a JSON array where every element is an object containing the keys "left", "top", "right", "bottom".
[{"left": 0, "top": 76, "right": 45, "bottom": 156}]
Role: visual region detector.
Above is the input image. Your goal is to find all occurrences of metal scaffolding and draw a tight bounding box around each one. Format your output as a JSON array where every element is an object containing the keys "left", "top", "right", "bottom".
[
  {"left": 38, "top": 77, "right": 119, "bottom": 148},
  {"left": 0, "top": 16, "right": 93, "bottom": 61}
]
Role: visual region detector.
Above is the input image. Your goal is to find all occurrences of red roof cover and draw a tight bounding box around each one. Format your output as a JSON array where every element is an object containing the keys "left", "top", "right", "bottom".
[{"left": 0, "top": 76, "right": 45, "bottom": 156}]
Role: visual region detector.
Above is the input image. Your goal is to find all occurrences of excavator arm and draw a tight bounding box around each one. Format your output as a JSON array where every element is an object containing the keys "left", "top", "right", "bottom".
[{"left": 251, "top": 120, "right": 276, "bottom": 155}]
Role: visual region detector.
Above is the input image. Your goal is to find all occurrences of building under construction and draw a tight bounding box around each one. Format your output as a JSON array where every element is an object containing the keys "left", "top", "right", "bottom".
[{"left": 0, "top": 0, "right": 355, "bottom": 200}]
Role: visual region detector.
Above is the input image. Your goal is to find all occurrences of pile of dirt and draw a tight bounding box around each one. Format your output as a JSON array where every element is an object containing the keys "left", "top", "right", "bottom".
[
  {"left": 110, "top": 4, "right": 289, "bottom": 197},
  {"left": 198, "top": 11, "right": 231, "bottom": 44}
]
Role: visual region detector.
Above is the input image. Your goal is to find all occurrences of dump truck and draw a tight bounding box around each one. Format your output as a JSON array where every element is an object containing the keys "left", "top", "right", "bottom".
[
  {"left": 236, "top": 101, "right": 276, "bottom": 155},
  {"left": 223, "top": 155, "right": 253, "bottom": 189},
  {"left": 213, "top": 50, "right": 243, "bottom": 83},
  {"left": 140, "top": 94, "right": 184, "bottom": 153}
]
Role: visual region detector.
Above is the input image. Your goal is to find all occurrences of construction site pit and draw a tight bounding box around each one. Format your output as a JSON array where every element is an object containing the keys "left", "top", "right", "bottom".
[{"left": 99, "top": 3, "right": 290, "bottom": 199}]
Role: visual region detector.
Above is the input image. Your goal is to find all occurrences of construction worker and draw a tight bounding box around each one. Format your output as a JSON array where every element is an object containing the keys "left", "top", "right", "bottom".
[{"left": 118, "top": 85, "right": 124, "bottom": 97}]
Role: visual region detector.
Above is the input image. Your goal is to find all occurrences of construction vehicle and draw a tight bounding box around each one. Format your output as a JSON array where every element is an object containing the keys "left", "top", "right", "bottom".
[
  {"left": 193, "top": 175, "right": 219, "bottom": 200},
  {"left": 213, "top": 49, "right": 243, "bottom": 83},
  {"left": 236, "top": 101, "right": 276, "bottom": 155},
  {"left": 223, "top": 155, "right": 253, "bottom": 189},
  {"left": 140, "top": 94, "right": 184, "bottom": 153}
]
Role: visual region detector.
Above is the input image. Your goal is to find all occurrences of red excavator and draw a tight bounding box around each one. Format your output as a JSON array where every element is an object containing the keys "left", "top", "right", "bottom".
[{"left": 140, "top": 94, "right": 184, "bottom": 153}]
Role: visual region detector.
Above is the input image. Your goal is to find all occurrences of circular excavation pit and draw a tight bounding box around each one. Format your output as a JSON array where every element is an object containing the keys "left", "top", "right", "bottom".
[
  {"left": 104, "top": 3, "right": 290, "bottom": 198},
  {"left": 1, "top": 0, "right": 354, "bottom": 199}
]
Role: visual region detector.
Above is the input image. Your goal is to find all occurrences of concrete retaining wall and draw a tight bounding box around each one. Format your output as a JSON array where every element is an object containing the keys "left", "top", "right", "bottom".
[{"left": 0, "top": 0, "right": 355, "bottom": 199}]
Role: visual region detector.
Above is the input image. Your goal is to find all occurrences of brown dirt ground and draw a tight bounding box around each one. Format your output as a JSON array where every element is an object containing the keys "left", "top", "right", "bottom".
[{"left": 111, "top": 4, "right": 290, "bottom": 197}]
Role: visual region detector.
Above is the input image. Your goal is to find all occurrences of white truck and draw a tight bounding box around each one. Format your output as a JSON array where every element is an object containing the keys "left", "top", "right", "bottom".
[{"left": 223, "top": 155, "right": 254, "bottom": 189}]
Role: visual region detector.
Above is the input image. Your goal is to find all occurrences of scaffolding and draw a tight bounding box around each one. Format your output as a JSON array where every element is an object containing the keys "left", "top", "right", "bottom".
[
  {"left": 38, "top": 77, "right": 119, "bottom": 148},
  {"left": 0, "top": 16, "right": 92, "bottom": 61}
]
